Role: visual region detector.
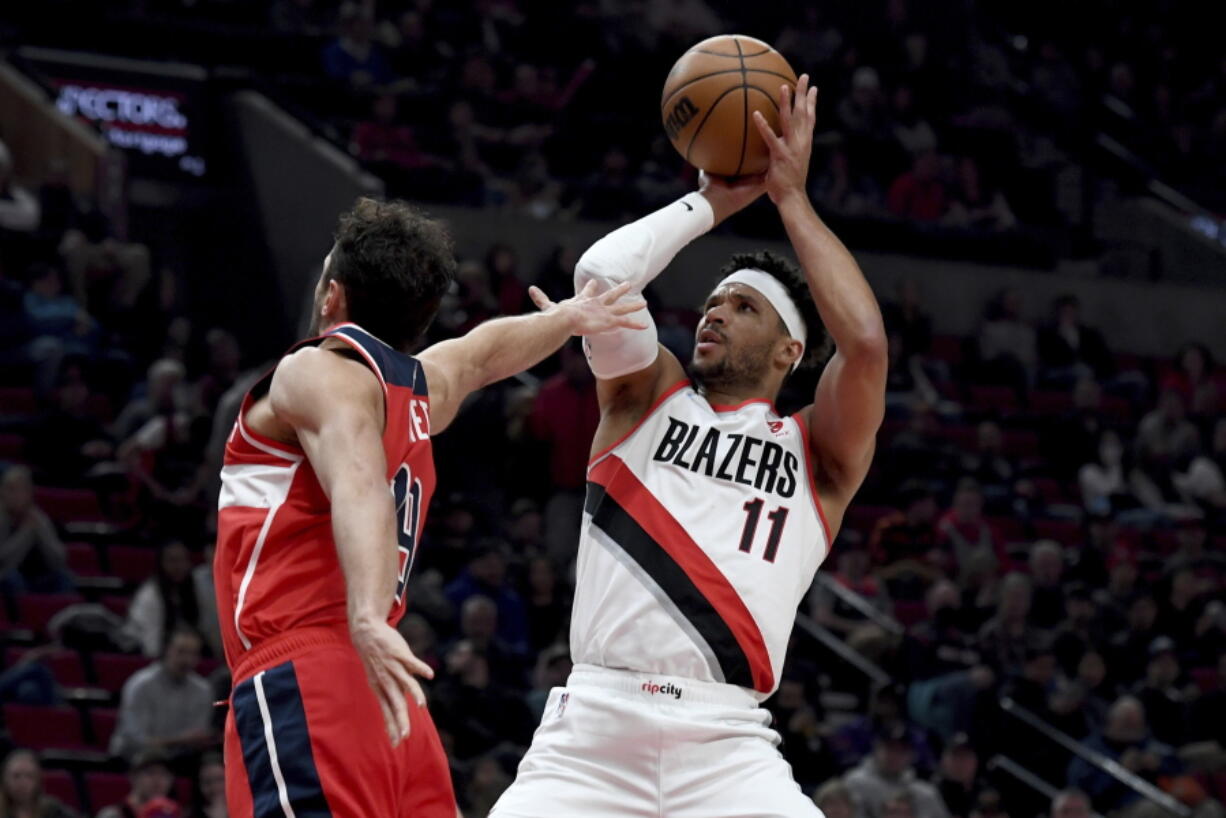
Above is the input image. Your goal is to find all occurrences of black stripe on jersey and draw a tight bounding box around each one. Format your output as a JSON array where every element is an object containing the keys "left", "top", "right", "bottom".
[{"left": 584, "top": 481, "right": 754, "bottom": 688}]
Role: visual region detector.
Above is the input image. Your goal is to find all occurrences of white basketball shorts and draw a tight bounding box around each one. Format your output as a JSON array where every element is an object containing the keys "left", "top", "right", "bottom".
[{"left": 490, "top": 664, "right": 823, "bottom": 818}]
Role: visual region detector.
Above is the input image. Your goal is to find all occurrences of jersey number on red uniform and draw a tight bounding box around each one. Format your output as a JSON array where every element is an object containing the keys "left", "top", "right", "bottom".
[{"left": 392, "top": 463, "right": 423, "bottom": 603}]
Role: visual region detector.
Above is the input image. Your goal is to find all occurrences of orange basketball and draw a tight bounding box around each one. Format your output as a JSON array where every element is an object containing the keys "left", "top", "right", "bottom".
[{"left": 660, "top": 34, "right": 798, "bottom": 177}]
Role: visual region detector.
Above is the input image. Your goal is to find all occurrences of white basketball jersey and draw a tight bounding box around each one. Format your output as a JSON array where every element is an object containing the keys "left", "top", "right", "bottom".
[{"left": 572, "top": 380, "right": 832, "bottom": 700}]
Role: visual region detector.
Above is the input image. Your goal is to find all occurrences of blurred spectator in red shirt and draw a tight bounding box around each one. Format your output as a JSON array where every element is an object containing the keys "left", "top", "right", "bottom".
[
  {"left": 888, "top": 150, "right": 946, "bottom": 222},
  {"left": 352, "top": 94, "right": 444, "bottom": 171},
  {"left": 938, "top": 478, "right": 1006, "bottom": 578},
  {"left": 530, "top": 341, "right": 599, "bottom": 560},
  {"left": 1160, "top": 342, "right": 1221, "bottom": 417}
]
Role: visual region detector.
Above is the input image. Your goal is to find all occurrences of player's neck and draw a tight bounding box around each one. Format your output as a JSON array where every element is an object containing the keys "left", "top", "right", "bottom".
[{"left": 696, "top": 382, "right": 779, "bottom": 409}]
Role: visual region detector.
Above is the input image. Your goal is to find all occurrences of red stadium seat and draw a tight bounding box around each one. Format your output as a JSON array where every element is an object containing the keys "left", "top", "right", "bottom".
[
  {"left": 106, "top": 545, "right": 158, "bottom": 585},
  {"left": 929, "top": 334, "right": 964, "bottom": 365},
  {"left": 894, "top": 600, "right": 929, "bottom": 627},
  {"left": 4, "top": 647, "right": 89, "bottom": 687},
  {"left": 66, "top": 542, "right": 104, "bottom": 577},
  {"left": 84, "top": 772, "right": 131, "bottom": 815},
  {"left": 2, "top": 704, "right": 86, "bottom": 750},
  {"left": 969, "top": 385, "right": 1018, "bottom": 411},
  {"left": 0, "top": 387, "right": 37, "bottom": 416},
  {"left": 100, "top": 595, "right": 130, "bottom": 618},
  {"left": 1032, "top": 518, "right": 1084, "bottom": 547},
  {"left": 89, "top": 708, "right": 120, "bottom": 749},
  {"left": 16, "top": 593, "right": 86, "bottom": 636},
  {"left": 0, "top": 432, "right": 25, "bottom": 461},
  {"left": 93, "top": 653, "right": 152, "bottom": 693},
  {"left": 41, "top": 769, "right": 80, "bottom": 810},
  {"left": 1191, "top": 667, "right": 1219, "bottom": 694},
  {"left": 1001, "top": 429, "right": 1039, "bottom": 457},
  {"left": 1029, "top": 390, "right": 1072, "bottom": 415},
  {"left": 33, "top": 487, "right": 104, "bottom": 524}
]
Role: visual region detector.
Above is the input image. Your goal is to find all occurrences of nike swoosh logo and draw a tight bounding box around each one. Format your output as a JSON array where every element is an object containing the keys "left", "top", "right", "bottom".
[{"left": 682, "top": 200, "right": 693, "bottom": 211}]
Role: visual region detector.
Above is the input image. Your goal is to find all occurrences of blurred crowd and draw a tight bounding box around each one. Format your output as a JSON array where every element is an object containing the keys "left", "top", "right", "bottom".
[{"left": 2, "top": 122, "right": 1225, "bottom": 818}]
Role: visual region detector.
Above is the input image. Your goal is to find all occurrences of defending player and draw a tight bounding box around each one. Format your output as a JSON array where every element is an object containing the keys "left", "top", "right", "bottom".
[
  {"left": 213, "top": 198, "right": 645, "bottom": 817},
  {"left": 492, "top": 75, "right": 887, "bottom": 817}
]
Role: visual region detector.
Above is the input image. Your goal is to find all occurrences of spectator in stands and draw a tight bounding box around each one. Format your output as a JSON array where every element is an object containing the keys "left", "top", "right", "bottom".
[
  {"left": 977, "top": 573, "right": 1037, "bottom": 677},
  {"left": 95, "top": 750, "right": 177, "bottom": 818},
  {"left": 483, "top": 244, "right": 528, "bottom": 318},
  {"left": 1162, "top": 342, "right": 1220, "bottom": 418},
  {"left": 943, "top": 157, "right": 1015, "bottom": 232},
  {"left": 835, "top": 685, "right": 935, "bottom": 773},
  {"left": 453, "top": 594, "right": 527, "bottom": 689},
  {"left": 268, "top": 0, "right": 330, "bottom": 35},
  {"left": 1067, "top": 696, "right": 1181, "bottom": 812},
  {"left": 845, "top": 724, "right": 951, "bottom": 818},
  {"left": 892, "top": 84, "right": 938, "bottom": 160},
  {"left": 813, "top": 779, "right": 858, "bottom": 818},
  {"left": 1174, "top": 420, "right": 1226, "bottom": 517},
  {"left": 1003, "top": 637, "right": 1059, "bottom": 723},
  {"left": 1050, "top": 790, "right": 1091, "bottom": 818},
  {"left": 958, "top": 423, "right": 1015, "bottom": 506},
  {"left": 1132, "top": 636, "right": 1192, "bottom": 747},
  {"left": 0, "top": 140, "right": 40, "bottom": 233},
  {"left": 1037, "top": 295, "right": 1113, "bottom": 386},
  {"left": 112, "top": 360, "right": 186, "bottom": 444},
  {"left": 769, "top": 668, "right": 838, "bottom": 791},
  {"left": 812, "top": 536, "right": 892, "bottom": 638},
  {"left": 934, "top": 734, "right": 982, "bottom": 818},
  {"left": 21, "top": 265, "right": 99, "bottom": 394},
  {"left": 812, "top": 142, "right": 885, "bottom": 218},
  {"left": 881, "top": 279, "right": 934, "bottom": 364},
  {"left": 871, "top": 481, "right": 941, "bottom": 599},
  {"left": 571, "top": 146, "right": 642, "bottom": 222},
  {"left": 1052, "top": 584, "right": 1105, "bottom": 677},
  {"left": 1078, "top": 431, "right": 1130, "bottom": 518},
  {"left": 432, "top": 639, "right": 534, "bottom": 760},
  {"left": 977, "top": 288, "right": 1037, "bottom": 395},
  {"left": 524, "top": 556, "right": 564, "bottom": 652},
  {"left": 0, "top": 465, "right": 73, "bottom": 596},
  {"left": 1188, "top": 652, "right": 1226, "bottom": 748},
  {"left": 528, "top": 340, "right": 599, "bottom": 561},
  {"left": 462, "top": 754, "right": 512, "bottom": 818},
  {"left": 887, "top": 150, "right": 947, "bottom": 223},
  {"left": 187, "top": 753, "right": 224, "bottom": 818},
  {"left": 1108, "top": 592, "right": 1160, "bottom": 686},
  {"left": 117, "top": 392, "right": 208, "bottom": 535},
  {"left": 525, "top": 643, "right": 571, "bottom": 720},
  {"left": 938, "top": 478, "right": 1004, "bottom": 582},
  {"left": 57, "top": 230, "right": 151, "bottom": 331},
  {"left": 397, "top": 612, "right": 439, "bottom": 673},
  {"left": 110, "top": 627, "right": 214, "bottom": 763},
  {"left": 1133, "top": 389, "right": 1200, "bottom": 517},
  {"left": 322, "top": 3, "right": 393, "bottom": 88},
  {"left": 1028, "top": 541, "right": 1066, "bottom": 630},
  {"left": 0, "top": 748, "right": 78, "bottom": 818},
  {"left": 27, "top": 364, "right": 114, "bottom": 485},
  {"left": 445, "top": 544, "right": 529, "bottom": 657},
  {"left": 191, "top": 330, "right": 240, "bottom": 417},
  {"left": 351, "top": 93, "right": 445, "bottom": 176},
  {"left": 839, "top": 68, "right": 895, "bottom": 164},
  {"left": 123, "top": 541, "right": 203, "bottom": 658}
]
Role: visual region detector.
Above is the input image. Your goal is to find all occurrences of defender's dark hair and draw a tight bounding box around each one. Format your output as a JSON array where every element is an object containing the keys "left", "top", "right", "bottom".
[
  {"left": 717, "top": 250, "right": 830, "bottom": 370},
  {"left": 327, "top": 197, "right": 456, "bottom": 352}
]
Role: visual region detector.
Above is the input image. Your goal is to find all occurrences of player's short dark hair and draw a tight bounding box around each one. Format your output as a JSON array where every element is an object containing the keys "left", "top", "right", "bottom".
[
  {"left": 327, "top": 197, "right": 456, "bottom": 352},
  {"left": 717, "top": 250, "right": 830, "bottom": 370}
]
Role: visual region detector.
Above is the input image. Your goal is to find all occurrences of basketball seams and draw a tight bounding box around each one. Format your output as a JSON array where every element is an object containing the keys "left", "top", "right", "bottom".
[
  {"left": 661, "top": 68, "right": 797, "bottom": 109},
  {"left": 734, "top": 37, "right": 748, "bottom": 176},
  {"left": 694, "top": 47, "right": 772, "bottom": 58},
  {"left": 747, "top": 85, "right": 782, "bottom": 113},
  {"left": 684, "top": 84, "right": 745, "bottom": 162}
]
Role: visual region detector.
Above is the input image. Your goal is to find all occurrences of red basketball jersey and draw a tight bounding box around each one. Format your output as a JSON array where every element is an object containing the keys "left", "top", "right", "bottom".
[{"left": 214, "top": 323, "right": 435, "bottom": 671}]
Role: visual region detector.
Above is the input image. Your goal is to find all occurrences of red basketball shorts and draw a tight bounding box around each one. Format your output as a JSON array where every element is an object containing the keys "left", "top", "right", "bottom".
[{"left": 223, "top": 631, "right": 455, "bottom": 817}]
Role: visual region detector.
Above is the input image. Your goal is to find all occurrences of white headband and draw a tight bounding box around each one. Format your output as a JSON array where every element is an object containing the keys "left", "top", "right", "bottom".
[{"left": 718, "top": 268, "right": 807, "bottom": 370}]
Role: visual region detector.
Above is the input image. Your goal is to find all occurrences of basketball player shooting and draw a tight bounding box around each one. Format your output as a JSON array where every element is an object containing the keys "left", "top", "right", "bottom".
[
  {"left": 213, "top": 198, "right": 645, "bottom": 818},
  {"left": 492, "top": 75, "right": 887, "bottom": 817}
]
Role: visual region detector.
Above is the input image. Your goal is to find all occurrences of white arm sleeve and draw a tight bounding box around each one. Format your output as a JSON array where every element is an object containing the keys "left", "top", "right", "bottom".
[{"left": 575, "top": 192, "right": 714, "bottom": 379}]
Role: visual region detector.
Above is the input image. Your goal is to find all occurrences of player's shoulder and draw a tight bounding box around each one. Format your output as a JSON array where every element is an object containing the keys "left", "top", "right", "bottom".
[{"left": 274, "top": 343, "right": 380, "bottom": 393}]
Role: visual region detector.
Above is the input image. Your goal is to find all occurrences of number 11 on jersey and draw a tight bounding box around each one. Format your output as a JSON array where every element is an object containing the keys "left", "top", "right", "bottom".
[{"left": 739, "top": 499, "right": 789, "bottom": 562}]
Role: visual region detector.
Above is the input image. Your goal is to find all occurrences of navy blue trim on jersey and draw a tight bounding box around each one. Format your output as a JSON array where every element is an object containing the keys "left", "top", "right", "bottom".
[
  {"left": 232, "top": 662, "right": 333, "bottom": 818},
  {"left": 328, "top": 324, "right": 427, "bottom": 395},
  {"left": 584, "top": 481, "right": 755, "bottom": 688}
]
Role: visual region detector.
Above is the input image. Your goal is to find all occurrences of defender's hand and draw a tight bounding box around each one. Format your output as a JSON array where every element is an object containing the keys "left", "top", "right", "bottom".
[
  {"left": 351, "top": 619, "right": 434, "bottom": 745},
  {"left": 752, "top": 73, "right": 818, "bottom": 204},
  {"left": 529, "top": 280, "right": 648, "bottom": 335}
]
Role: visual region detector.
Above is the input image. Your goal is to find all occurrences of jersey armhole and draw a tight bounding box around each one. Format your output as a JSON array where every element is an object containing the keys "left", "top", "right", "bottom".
[
  {"left": 790, "top": 411, "right": 833, "bottom": 544},
  {"left": 588, "top": 378, "right": 690, "bottom": 466}
]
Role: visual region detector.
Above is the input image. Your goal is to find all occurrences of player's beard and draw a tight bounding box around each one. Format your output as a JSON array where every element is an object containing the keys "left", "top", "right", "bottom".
[{"left": 689, "top": 338, "right": 772, "bottom": 393}]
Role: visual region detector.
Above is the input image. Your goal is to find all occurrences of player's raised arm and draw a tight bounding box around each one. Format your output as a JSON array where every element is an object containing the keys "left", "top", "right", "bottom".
[
  {"left": 753, "top": 75, "right": 887, "bottom": 523},
  {"left": 417, "top": 280, "right": 647, "bottom": 434},
  {"left": 574, "top": 175, "right": 765, "bottom": 429},
  {"left": 268, "top": 346, "right": 432, "bottom": 746}
]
